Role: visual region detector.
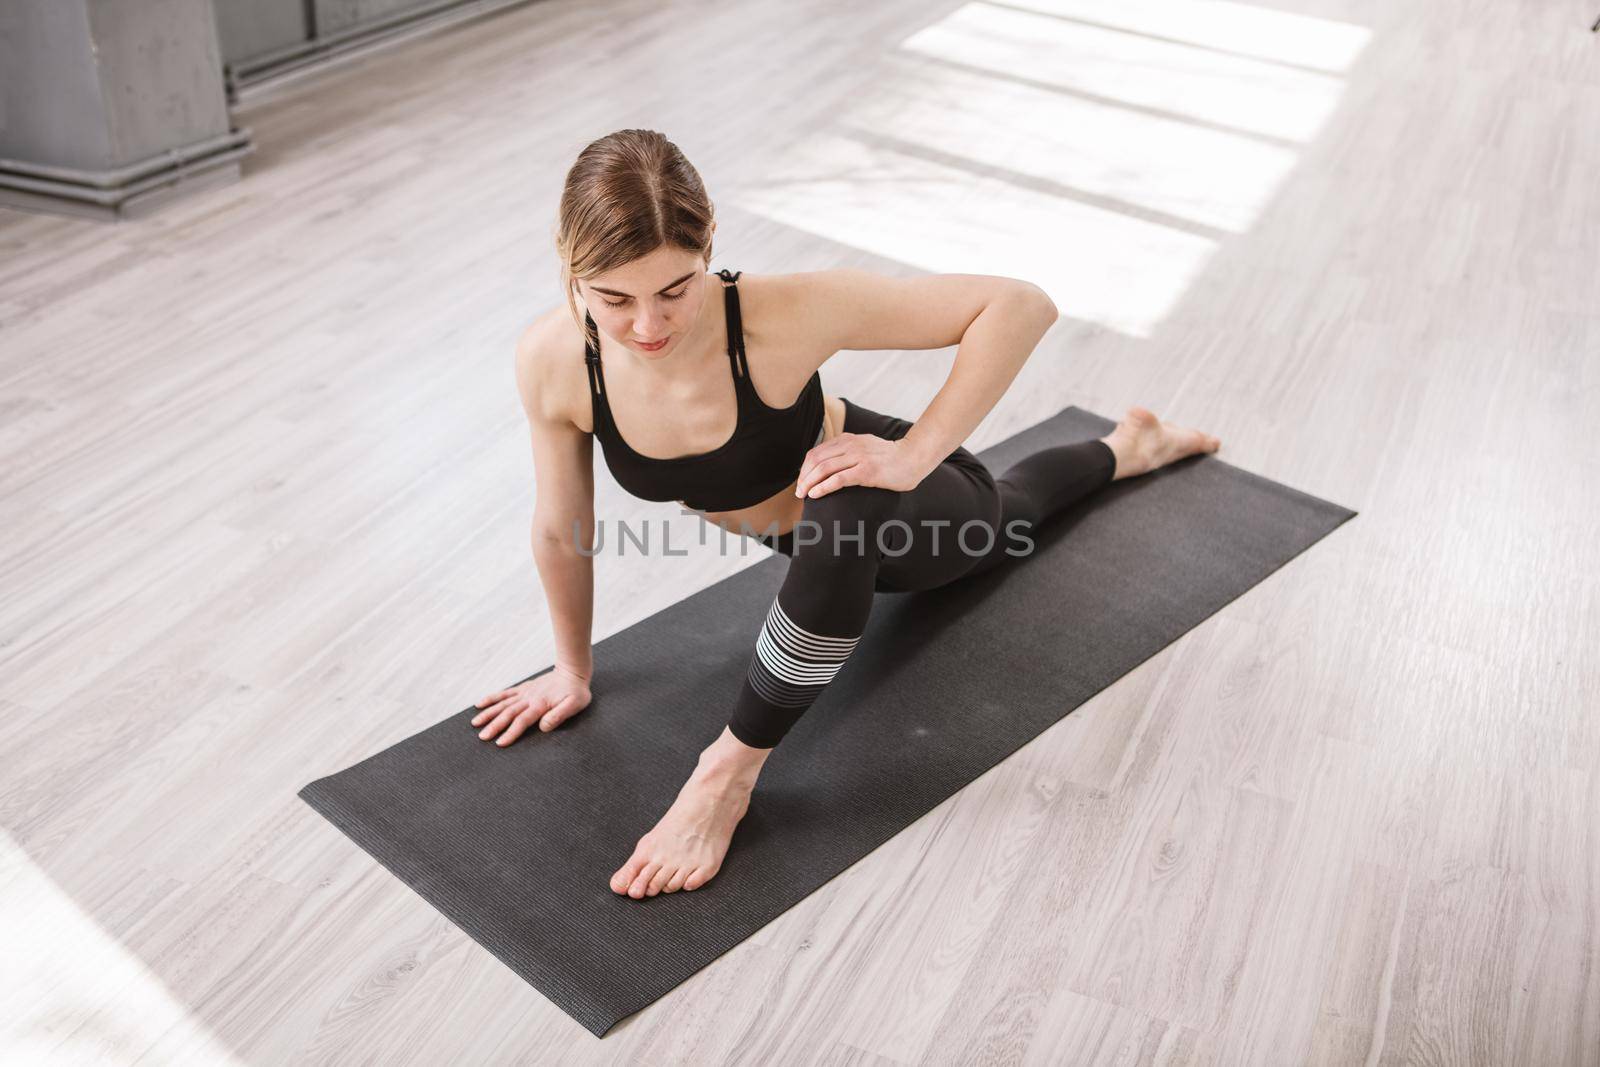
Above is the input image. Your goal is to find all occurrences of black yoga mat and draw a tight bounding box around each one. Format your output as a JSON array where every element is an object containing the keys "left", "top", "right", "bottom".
[{"left": 299, "top": 405, "right": 1356, "bottom": 1038}]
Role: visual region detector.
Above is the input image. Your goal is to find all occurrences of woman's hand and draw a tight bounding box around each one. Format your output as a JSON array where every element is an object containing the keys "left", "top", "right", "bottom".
[
  {"left": 471, "top": 666, "right": 592, "bottom": 746},
  {"left": 794, "top": 433, "right": 940, "bottom": 499}
]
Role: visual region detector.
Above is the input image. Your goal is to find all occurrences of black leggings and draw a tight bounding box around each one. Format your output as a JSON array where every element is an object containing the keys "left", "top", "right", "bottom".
[{"left": 729, "top": 397, "right": 1116, "bottom": 749}]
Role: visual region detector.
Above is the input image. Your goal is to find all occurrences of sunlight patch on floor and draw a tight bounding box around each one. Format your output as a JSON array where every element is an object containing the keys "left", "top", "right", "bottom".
[
  {"left": 905, "top": 1, "right": 1363, "bottom": 141},
  {"left": 730, "top": 0, "right": 1369, "bottom": 339},
  {"left": 840, "top": 58, "right": 1299, "bottom": 233},
  {"left": 998, "top": 0, "right": 1371, "bottom": 74},
  {"left": 0, "top": 833, "right": 245, "bottom": 1066},
  {"left": 733, "top": 131, "right": 1214, "bottom": 339}
]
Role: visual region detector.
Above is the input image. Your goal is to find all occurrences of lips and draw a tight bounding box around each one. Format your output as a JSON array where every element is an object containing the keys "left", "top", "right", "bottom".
[{"left": 635, "top": 336, "right": 669, "bottom": 349}]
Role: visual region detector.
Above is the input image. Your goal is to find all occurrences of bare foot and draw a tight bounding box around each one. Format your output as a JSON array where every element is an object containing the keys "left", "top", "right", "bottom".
[
  {"left": 610, "top": 764, "right": 756, "bottom": 897},
  {"left": 1100, "top": 406, "right": 1221, "bottom": 480}
]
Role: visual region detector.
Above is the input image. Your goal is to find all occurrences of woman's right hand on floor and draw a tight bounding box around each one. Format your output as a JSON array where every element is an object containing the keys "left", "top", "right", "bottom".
[{"left": 471, "top": 666, "right": 592, "bottom": 746}]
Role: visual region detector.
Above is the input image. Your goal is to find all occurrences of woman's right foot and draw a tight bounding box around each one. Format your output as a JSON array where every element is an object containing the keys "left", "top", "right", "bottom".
[{"left": 1101, "top": 406, "right": 1221, "bottom": 480}]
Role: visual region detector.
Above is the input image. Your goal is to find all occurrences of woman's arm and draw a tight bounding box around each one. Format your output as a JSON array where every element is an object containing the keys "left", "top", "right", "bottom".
[
  {"left": 894, "top": 282, "right": 1058, "bottom": 473},
  {"left": 531, "top": 538, "right": 595, "bottom": 682},
  {"left": 773, "top": 269, "right": 1059, "bottom": 498},
  {"left": 517, "top": 319, "right": 598, "bottom": 681}
]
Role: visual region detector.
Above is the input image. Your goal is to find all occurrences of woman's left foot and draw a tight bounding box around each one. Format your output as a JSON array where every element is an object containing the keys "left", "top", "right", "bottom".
[
  {"left": 1102, "top": 406, "right": 1221, "bottom": 480},
  {"left": 610, "top": 763, "right": 756, "bottom": 898}
]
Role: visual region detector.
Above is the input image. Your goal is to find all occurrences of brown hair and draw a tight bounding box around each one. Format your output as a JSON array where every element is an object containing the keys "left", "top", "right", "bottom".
[{"left": 554, "top": 129, "right": 716, "bottom": 334}]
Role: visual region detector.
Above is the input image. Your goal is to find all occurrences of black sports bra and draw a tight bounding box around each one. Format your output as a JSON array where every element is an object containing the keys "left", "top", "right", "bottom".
[{"left": 584, "top": 268, "right": 826, "bottom": 512}]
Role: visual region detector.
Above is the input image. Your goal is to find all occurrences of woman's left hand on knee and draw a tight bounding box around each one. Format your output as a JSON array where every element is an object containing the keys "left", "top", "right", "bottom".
[{"left": 796, "top": 434, "right": 940, "bottom": 499}]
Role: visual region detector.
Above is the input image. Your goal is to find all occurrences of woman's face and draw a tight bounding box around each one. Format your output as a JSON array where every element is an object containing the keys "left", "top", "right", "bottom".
[{"left": 579, "top": 245, "right": 711, "bottom": 360}]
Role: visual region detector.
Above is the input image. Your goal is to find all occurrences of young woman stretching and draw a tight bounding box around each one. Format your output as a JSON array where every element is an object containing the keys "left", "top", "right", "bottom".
[{"left": 470, "top": 130, "right": 1221, "bottom": 900}]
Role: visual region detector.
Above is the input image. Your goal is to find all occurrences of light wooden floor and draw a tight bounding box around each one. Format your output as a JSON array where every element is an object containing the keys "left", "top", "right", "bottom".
[{"left": 3, "top": 0, "right": 1596, "bottom": 1062}]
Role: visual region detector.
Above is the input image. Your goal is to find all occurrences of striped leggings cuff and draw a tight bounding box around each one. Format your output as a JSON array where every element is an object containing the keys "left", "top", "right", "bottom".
[{"left": 728, "top": 598, "right": 862, "bottom": 748}]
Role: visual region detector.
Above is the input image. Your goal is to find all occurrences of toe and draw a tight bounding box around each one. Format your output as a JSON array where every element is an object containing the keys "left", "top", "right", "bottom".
[
  {"left": 648, "top": 866, "right": 675, "bottom": 896},
  {"left": 630, "top": 862, "right": 661, "bottom": 898},
  {"left": 612, "top": 852, "right": 646, "bottom": 893},
  {"left": 665, "top": 867, "right": 690, "bottom": 893}
]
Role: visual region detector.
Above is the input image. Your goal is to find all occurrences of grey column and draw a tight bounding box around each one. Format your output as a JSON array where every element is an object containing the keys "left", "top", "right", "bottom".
[{"left": 0, "top": 0, "right": 253, "bottom": 221}]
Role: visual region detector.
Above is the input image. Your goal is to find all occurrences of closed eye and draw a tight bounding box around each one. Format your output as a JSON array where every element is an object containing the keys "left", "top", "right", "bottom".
[{"left": 602, "top": 288, "right": 688, "bottom": 309}]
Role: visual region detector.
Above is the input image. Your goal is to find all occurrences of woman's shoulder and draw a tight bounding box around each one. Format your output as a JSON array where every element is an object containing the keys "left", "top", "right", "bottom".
[
  {"left": 515, "top": 306, "right": 593, "bottom": 435},
  {"left": 726, "top": 269, "right": 810, "bottom": 349},
  {"left": 733, "top": 268, "right": 861, "bottom": 351}
]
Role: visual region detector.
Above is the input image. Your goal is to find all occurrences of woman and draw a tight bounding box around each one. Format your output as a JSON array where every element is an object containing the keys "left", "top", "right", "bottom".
[{"left": 471, "top": 129, "right": 1220, "bottom": 900}]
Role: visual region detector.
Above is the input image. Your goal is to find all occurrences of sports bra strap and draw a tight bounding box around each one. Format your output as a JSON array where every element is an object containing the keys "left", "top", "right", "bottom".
[
  {"left": 582, "top": 311, "right": 605, "bottom": 396},
  {"left": 716, "top": 268, "right": 748, "bottom": 378}
]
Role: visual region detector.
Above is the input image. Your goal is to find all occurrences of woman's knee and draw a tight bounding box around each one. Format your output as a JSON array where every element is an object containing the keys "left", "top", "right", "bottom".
[{"left": 791, "top": 483, "right": 904, "bottom": 558}]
